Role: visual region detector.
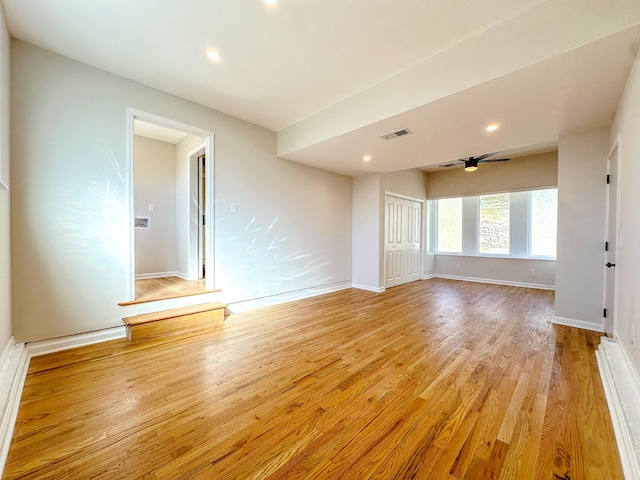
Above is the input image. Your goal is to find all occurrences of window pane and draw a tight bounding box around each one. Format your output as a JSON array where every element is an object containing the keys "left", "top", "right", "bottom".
[
  {"left": 479, "top": 193, "right": 510, "bottom": 254},
  {"left": 437, "top": 198, "right": 462, "bottom": 252},
  {"left": 531, "top": 189, "right": 558, "bottom": 256}
]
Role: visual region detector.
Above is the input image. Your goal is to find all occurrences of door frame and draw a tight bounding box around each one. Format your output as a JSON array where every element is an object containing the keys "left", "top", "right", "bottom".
[
  {"left": 603, "top": 134, "right": 621, "bottom": 337},
  {"left": 197, "top": 151, "right": 206, "bottom": 279},
  {"left": 126, "top": 108, "right": 215, "bottom": 300},
  {"left": 186, "top": 145, "right": 206, "bottom": 281},
  {"left": 384, "top": 191, "right": 425, "bottom": 288}
]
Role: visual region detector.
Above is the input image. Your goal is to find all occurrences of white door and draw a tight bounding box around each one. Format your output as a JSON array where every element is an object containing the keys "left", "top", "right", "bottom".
[
  {"left": 385, "top": 194, "right": 422, "bottom": 288},
  {"left": 198, "top": 154, "right": 206, "bottom": 279},
  {"left": 604, "top": 144, "right": 619, "bottom": 337}
]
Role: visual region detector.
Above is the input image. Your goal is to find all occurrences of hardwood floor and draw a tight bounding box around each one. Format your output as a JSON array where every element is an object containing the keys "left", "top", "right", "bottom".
[
  {"left": 4, "top": 279, "right": 622, "bottom": 479},
  {"left": 119, "top": 276, "right": 215, "bottom": 305}
]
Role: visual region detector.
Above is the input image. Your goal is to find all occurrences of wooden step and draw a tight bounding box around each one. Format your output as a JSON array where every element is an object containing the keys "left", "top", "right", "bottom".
[{"left": 122, "top": 302, "right": 227, "bottom": 344}]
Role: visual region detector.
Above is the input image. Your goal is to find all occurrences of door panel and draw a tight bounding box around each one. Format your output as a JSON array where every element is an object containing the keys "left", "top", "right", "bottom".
[
  {"left": 385, "top": 195, "right": 423, "bottom": 288},
  {"left": 604, "top": 145, "right": 619, "bottom": 337}
]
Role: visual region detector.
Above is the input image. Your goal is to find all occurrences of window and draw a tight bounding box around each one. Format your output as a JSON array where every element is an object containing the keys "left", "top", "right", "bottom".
[
  {"left": 479, "top": 193, "right": 510, "bottom": 254},
  {"left": 530, "top": 189, "right": 557, "bottom": 257},
  {"left": 436, "top": 198, "right": 462, "bottom": 252},
  {"left": 432, "top": 188, "right": 557, "bottom": 259}
]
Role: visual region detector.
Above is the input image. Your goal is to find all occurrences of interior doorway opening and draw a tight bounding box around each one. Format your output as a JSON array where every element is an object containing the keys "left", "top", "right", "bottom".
[{"left": 126, "top": 109, "right": 215, "bottom": 303}]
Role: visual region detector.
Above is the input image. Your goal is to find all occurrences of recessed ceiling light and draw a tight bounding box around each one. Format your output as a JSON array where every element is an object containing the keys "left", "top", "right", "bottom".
[
  {"left": 207, "top": 50, "right": 222, "bottom": 62},
  {"left": 263, "top": 0, "right": 278, "bottom": 5},
  {"left": 486, "top": 124, "right": 499, "bottom": 132},
  {"left": 363, "top": 155, "right": 372, "bottom": 162}
]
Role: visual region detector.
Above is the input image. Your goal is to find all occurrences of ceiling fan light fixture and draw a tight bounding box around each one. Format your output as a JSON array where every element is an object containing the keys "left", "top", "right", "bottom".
[
  {"left": 464, "top": 159, "right": 478, "bottom": 171},
  {"left": 486, "top": 124, "right": 499, "bottom": 132}
]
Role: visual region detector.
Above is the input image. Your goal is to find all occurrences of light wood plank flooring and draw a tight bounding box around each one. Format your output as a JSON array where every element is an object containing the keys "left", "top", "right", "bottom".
[{"left": 4, "top": 279, "right": 622, "bottom": 479}]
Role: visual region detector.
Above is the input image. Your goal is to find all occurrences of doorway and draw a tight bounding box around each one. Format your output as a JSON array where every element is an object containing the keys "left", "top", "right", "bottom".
[
  {"left": 126, "top": 109, "right": 215, "bottom": 302},
  {"left": 385, "top": 193, "right": 423, "bottom": 288},
  {"left": 603, "top": 136, "right": 621, "bottom": 337}
]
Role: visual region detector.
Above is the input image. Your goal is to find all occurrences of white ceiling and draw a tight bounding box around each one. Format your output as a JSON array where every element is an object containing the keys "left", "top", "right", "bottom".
[{"left": 4, "top": 0, "right": 640, "bottom": 176}]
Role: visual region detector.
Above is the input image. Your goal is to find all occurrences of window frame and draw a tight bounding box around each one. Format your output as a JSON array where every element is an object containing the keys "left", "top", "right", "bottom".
[
  {"left": 431, "top": 188, "right": 557, "bottom": 260},
  {"left": 435, "top": 197, "right": 463, "bottom": 254}
]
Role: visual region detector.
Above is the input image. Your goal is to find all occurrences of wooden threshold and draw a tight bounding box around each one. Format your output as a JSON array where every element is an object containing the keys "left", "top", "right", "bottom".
[
  {"left": 118, "top": 288, "right": 221, "bottom": 306},
  {"left": 122, "top": 302, "right": 226, "bottom": 343}
]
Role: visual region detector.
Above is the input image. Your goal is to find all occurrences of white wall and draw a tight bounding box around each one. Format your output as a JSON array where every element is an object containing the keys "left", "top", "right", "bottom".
[
  {"left": 426, "top": 152, "right": 558, "bottom": 199},
  {"left": 10, "top": 40, "right": 352, "bottom": 342},
  {"left": 0, "top": 3, "right": 11, "bottom": 347},
  {"left": 555, "top": 128, "right": 609, "bottom": 328},
  {"left": 352, "top": 174, "right": 381, "bottom": 290},
  {"left": 610, "top": 45, "right": 640, "bottom": 375},
  {"left": 134, "top": 136, "right": 178, "bottom": 276},
  {"left": 175, "top": 134, "right": 204, "bottom": 279},
  {"left": 435, "top": 256, "right": 555, "bottom": 288}
]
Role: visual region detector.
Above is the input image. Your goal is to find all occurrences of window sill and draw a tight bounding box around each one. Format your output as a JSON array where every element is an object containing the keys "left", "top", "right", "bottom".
[{"left": 429, "top": 252, "right": 556, "bottom": 262}]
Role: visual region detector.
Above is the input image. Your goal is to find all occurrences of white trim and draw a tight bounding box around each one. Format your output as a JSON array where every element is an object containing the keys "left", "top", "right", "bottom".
[
  {"left": 432, "top": 252, "right": 556, "bottom": 262},
  {"left": 384, "top": 191, "right": 425, "bottom": 204},
  {"left": 603, "top": 134, "right": 622, "bottom": 338},
  {"left": 596, "top": 338, "right": 640, "bottom": 480},
  {"left": 421, "top": 274, "right": 436, "bottom": 280},
  {"left": 25, "top": 327, "right": 126, "bottom": 358},
  {"left": 435, "top": 274, "right": 555, "bottom": 291},
  {"left": 126, "top": 109, "right": 135, "bottom": 300},
  {"left": 352, "top": 284, "right": 386, "bottom": 293},
  {"left": 552, "top": 315, "right": 605, "bottom": 332},
  {"left": 134, "top": 271, "right": 188, "bottom": 280},
  {"left": 228, "top": 281, "right": 352, "bottom": 313},
  {"left": 0, "top": 337, "right": 26, "bottom": 475},
  {"left": 187, "top": 144, "right": 206, "bottom": 281}
]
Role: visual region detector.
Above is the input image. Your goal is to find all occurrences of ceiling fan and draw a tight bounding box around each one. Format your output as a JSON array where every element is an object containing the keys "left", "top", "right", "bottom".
[{"left": 437, "top": 152, "right": 510, "bottom": 171}]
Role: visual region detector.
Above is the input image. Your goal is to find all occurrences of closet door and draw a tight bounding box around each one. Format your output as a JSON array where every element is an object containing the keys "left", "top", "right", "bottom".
[{"left": 385, "top": 194, "right": 422, "bottom": 288}]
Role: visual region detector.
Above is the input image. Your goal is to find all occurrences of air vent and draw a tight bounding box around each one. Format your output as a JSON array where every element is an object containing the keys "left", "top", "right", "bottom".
[{"left": 380, "top": 128, "right": 412, "bottom": 140}]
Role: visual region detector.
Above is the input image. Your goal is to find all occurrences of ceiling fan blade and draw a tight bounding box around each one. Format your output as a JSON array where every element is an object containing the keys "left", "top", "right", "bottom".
[
  {"left": 479, "top": 158, "right": 510, "bottom": 163},
  {"left": 438, "top": 163, "right": 459, "bottom": 168},
  {"left": 474, "top": 151, "right": 500, "bottom": 161}
]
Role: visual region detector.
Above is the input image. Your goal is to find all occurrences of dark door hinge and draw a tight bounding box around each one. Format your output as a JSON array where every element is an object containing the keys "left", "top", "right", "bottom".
[
  {"left": 603, "top": 308, "right": 607, "bottom": 318},
  {"left": 607, "top": 174, "right": 611, "bottom": 184},
  {"left": 605, "top": 241, "right": 609, "bottom": 251}
]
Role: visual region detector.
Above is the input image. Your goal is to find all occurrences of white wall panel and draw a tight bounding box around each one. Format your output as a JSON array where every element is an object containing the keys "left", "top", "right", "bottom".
[
  {"left": 555, "top": 128, "right": 609, "bottom": 327},
  {"left": 610, "top": 45, "right": 640, "bottom": 377},
  {"left": 0, "top": 4, "right": 11, "bottom": 347}
]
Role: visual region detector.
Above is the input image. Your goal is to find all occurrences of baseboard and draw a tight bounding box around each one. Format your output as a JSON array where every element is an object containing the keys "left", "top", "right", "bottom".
[
  {"left": 135, "top": 271, "right": 180, "bottom": 280},
  {"left": 421, "top": 274, "right": 436, "bottom": 280},
  {"left": 596, "top": 337, "right": 640, "bottom": 480},
  {"left": 352, "top": 284, "right": 385, "bottom": 293},
  {"left": 552, "top": 316, "right": 605, "bottom": 333},
  {"left": 434, "top": 274, "right": 555, "bottom": 291},
  {"left": 26, "top": 327, "right": 126, "bottom": 357},
  {"left": 0, "top": 337, "right": 27, "bottom": 476},
  {"left": 228, "top": 281, "right": 353, "bottom": 313}
]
